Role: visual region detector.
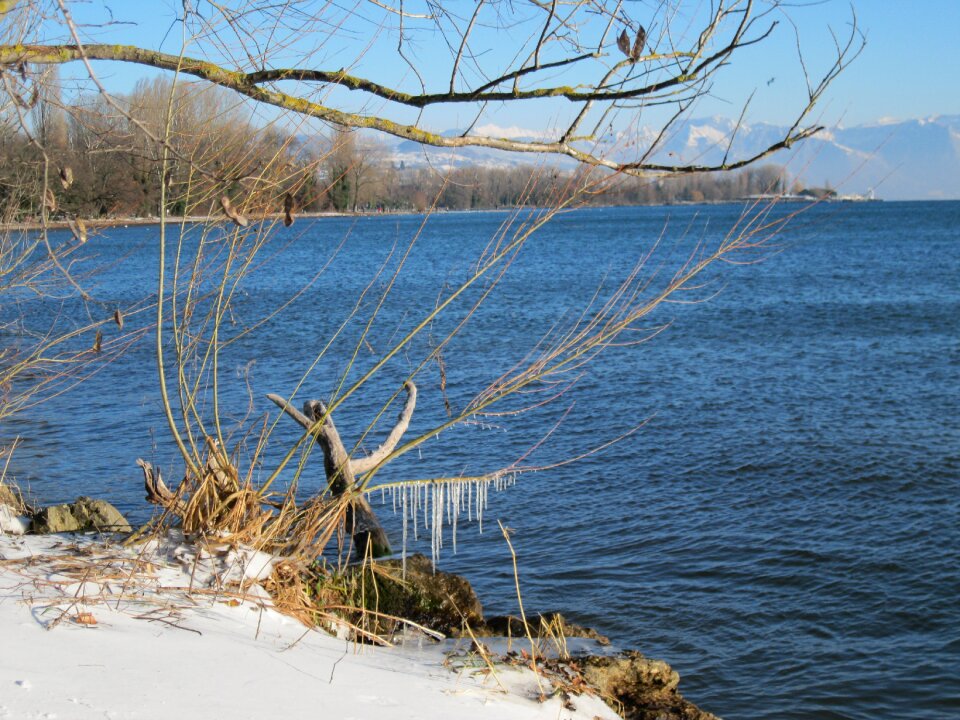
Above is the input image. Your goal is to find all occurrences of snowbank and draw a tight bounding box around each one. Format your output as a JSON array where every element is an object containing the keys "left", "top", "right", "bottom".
[
  {"left": 0, "top": 504, "right": 27, "bottom": 535},
  {"left": 0, "top": 534, "right": 619, "bottom": 720}
]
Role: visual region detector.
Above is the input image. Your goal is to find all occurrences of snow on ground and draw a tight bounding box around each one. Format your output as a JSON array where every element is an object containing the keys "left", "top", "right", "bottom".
[
  {"left": 0, "top": 534, "right": 619, "bottom": 720},
  {"left": 0, "top": 506, "right": 26, "bottom": 535}
]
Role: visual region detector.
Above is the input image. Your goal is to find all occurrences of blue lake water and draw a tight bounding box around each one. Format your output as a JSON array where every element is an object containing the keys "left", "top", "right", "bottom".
[{"left": 3, "top": 201, "right": 959, "bottom": 719}]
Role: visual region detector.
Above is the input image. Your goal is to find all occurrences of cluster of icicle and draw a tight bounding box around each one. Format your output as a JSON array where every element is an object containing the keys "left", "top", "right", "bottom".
[{"left": 378, "top": 473, "right": 517, "bottom": 571}]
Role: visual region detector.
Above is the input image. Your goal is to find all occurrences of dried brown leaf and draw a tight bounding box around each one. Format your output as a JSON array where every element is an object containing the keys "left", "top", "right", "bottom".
[
  {"left": 67, "top": 217, "right": 86, "bottom": 244},
  {"left": 220, "top": 196, "right": 248, "bottom": 227},
  {"left": 632, "top": 25, "right": 646, "bottom": 60}
]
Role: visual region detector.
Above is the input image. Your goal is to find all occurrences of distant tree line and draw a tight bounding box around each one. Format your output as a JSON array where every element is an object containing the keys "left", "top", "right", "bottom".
[
  {"left": 1, "top": 72, "right": 789, "bottom": 221},
  {"left": 319, "top": 127, "right": 790, "bottom": 213},
  {"left": 1, "top": 72, "right": 320, "bottom": 222}
]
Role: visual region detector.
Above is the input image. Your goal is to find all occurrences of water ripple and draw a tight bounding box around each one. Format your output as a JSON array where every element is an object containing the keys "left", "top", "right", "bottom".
[{"left": 2, "top": 203, "right": 958, "bottom": 719}]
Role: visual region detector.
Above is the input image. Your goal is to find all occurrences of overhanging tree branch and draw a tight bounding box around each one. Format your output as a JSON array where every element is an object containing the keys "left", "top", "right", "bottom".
[{"left": 0, "top": 0, "right": 862, "bottom": 178}]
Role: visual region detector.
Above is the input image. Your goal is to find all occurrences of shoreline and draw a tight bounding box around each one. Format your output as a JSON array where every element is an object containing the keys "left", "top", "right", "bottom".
[
  {"left": 0, "top": 531, "right": 715, "bottom": 720},
  {"left": 1, "top": 195, "right": 884, "bottom": 232},
  {"left": 0, "top": 212, "right": 348, "bottom": 233},
  {"left": 0, "top": 533, "right": 617, "bottom": 720},
  {"left": 0, "top": 481, "right": 717, "bottom": 720}
]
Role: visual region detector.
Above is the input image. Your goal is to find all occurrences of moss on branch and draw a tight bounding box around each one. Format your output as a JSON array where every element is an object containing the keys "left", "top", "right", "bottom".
[{"left": 0, "top": 42, "right": 830, "bottom": 176}]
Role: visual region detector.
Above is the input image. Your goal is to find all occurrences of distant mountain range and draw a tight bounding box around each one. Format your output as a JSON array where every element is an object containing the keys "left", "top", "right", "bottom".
[{"left": 380, "top": 115, "right": 960, "bottom": 201}]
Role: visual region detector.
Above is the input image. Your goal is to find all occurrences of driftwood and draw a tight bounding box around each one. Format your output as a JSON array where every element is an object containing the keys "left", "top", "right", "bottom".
[
  {"left": 137, "top": 440, "right": 236, "bottom": 520},
  {"left": 135, "top": 385, "right": 414, "bottom": 557},
  {"left": 137, "top": 458, "right": 186, "bottom": 516},
  {"left": 139, "top": 439, "right": 273, "bottom": 538},
  {"left": 267, "top": 381, "right": 416, "bottom": 558}
]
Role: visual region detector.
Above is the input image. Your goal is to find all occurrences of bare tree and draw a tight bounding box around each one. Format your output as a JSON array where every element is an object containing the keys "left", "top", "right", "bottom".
[
  {"left": 30, "top": 65, "right": 68, "bottom": 151},
  {"left": 1, "top": 1, "right": 860, "bottom": 176},
  {"left": 0, "top": 6, "right": 147, "bottom": 433},
  {"left": 0, "top": 1, "right": 862, "bottom": 566}
]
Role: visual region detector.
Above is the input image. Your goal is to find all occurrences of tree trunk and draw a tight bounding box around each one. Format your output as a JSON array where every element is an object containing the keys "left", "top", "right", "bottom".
[{"left": 302, "top": 400, "right": 392, "bottom": 558}]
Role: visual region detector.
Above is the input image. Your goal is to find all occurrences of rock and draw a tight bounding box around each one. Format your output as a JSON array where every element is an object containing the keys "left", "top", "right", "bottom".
[
  {"left": 70, "top": 497, "right": 132, "bottom": 532},
  {"left": 30, "top": 497, "right": 132, "bottom": 534},
  {"left": 313, "top": 558, "right": 718, "bottom": 719},
  {"left": 479, "top": 612, "right": 610, "bottom": 644},
  {"left": 347, "top": 553, "right": 483, "bottom": 636},
  {"left": 337, "top": 559, "right": 610, "bottom": 643},
  {"left": 579, "top": 651, "right": 718, "bottom": 720},
  {"left": 32, "top": 504, "right": 77, "bottom": 533}
]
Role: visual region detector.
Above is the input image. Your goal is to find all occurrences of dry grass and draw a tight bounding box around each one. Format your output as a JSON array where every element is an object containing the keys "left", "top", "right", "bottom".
[{"left": 0, "top": 481, "right": 28, "bottom": 516}]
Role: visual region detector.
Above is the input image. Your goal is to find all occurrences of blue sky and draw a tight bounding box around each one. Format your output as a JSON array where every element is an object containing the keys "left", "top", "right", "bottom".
[
  {"left": 59, "top": 0, "right": 960, "bottom": 133},
  {"left": 750, "top": 0, "right": 960, "bottom": 126}
]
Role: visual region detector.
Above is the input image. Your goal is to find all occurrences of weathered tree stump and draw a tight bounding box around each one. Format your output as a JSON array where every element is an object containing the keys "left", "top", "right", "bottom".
[{"left": 268, "top": 381, "right": 416, "bottom": 558}]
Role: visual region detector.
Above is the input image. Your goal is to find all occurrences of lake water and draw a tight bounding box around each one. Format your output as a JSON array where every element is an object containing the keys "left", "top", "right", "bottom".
[{"left": 4, "top": 202, "right": 958, "bottom": 719}]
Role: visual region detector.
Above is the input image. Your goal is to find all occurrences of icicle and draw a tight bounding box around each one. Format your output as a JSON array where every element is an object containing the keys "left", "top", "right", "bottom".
[
  {"left": 446, "top": 482, "right": 453, "bottom": 526},
  {"left": 413, "top": 483, "right": 419, "bottom": 541},
  {"left": 477, "top": 479, "right": 485, "bottom": 534},
  {"left": 452, "top": 482, "right": 459, "bottom": 554},
  {"left": 430, "top": 482, "right": 440, "bottom": 567},
  {"left": 437, "top": 482, "right": 444, "bottom": 555},
  {"left": 425, "top": 482, "right": 432, "bottom": 531},
  {"left": 384, "top": 472, "right": 522, "bottom": 570},
  {"left": 401, "top": 487, "right": 408, "bottom": 579},
  {"left": 448, "top": 483, "right": 454, "bottom": 554},
  {"left": 439, "top": 483, "right": 445, "bottom": 556}
]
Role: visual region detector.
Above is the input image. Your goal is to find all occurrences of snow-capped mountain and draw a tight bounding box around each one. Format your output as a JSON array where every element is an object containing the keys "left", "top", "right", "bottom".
[
  {"left": 388, "top": 127, "right": 565, "bottom": 171},
  {"left": 376, "top": 116, "right": 960, "bottom": 200},
  {"left": 626, "top": 114, "right": 960, "bottom": 200}
]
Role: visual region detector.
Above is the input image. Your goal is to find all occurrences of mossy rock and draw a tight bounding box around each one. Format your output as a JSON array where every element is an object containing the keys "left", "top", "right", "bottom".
[
  {"left": 344, "top": 553, "right": 483, "bottom": 636},
  {"left": 580, "top": 651, "right": 717, "bottom": 720},
  {"left": 31, "top": 496, "right": 132, "bottom": 534}
]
